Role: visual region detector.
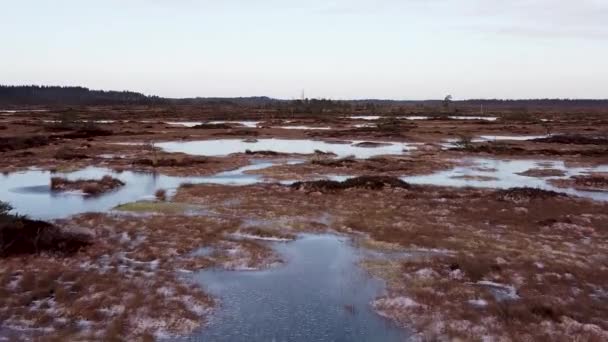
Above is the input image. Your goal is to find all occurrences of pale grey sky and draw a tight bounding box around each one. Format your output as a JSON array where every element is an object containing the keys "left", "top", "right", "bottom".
[{"left": 1, "top": 0, "right": 607, "bottom": 99}]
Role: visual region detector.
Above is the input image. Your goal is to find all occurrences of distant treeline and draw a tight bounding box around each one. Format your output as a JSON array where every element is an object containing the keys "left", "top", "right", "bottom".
[
  {"left": 347, "top": 99, "right": 608, "bottom": 109},
  {"left": 1, "top": 85, "right": 607, "bottom": 109},
  {"left": 0, "top": 86, "right": 162, "bottom": 105}
]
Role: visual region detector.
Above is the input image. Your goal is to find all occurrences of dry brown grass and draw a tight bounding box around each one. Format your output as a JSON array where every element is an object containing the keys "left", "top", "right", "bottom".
[
  {"left": 174, "top": 182, "right": 608, "bottom": 340},
  {"left": 50, "top": 175, "right": 124, "bottom": 195}
]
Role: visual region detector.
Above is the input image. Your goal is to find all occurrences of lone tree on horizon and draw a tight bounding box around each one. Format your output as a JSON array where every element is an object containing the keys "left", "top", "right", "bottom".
[{"left": 443, "top": 94, "right": 453, "bottom": 111}]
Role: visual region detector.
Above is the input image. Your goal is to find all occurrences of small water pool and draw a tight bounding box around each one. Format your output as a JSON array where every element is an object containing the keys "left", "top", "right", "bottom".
[
  {"left": 0, "top": 162, "right": 278, "bottom": 219},
  {"left": 403, "top": 158, "right": 608, "bottom": 201},
  {"left": 156, "top": 139, "right": 413, "bottom": 159},
  {"left": 448, "top": 116, "right": 498, "bottom": 121},
  {"left": 275, "top": 126, "right": 332, "bottom": 130},
  {"left": 188, "top": 234, "right": 409, "bottom": 341},
  {"left": 166, "top": 121, "right": 260, "bottom": 128},
  {"left": 346, "top": 116, "right": 381, "bottom": 120}
]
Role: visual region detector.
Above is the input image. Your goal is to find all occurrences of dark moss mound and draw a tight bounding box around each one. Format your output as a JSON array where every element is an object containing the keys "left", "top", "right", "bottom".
[
  {"left": 0, "top": 211, "right": 91, "bottom": 257},
  {"left": 450, "top": 143, "right": 526, "bottom": 154},
  {"left": 134, "top": 156, "right": 207, "bottom": 167},
  {"left": 313, "top": 149, "right": 337, "bottom": 156},
  {"left": 312, "top": 157, "right": 356, "bottom": 167},
  {"left": 51, "top": 175, "right": 125, "bottom": 195},
  {"left": 532, "top": 134, "right": 608, "bottom": 145},
  {"left": 291, "top": 176, "right": 410, "bottom": 192},
  {"left": 0, "top": 136, "right": 51, "bottom": 152},
  {"left": 353, "top": 142, "right": 392, "bottom": 148},
  {"left": 55, "top": 147, "right": 89, "bottom": 160},
  {"left": 44, "top": 122, "right": 75, "bottom": 132},
  {"left": 496, "top": 187, "right": 565, "bottom": 203},
  {"left": 61, "top": 127, "right": 112, "bottom": 139},
  {"left": 572, "top": 175, "right": 608, "bottom": 189},
  {"left": 245, "top": 150, "right": 282, "bottom": 156},
  {"left": 190, "top": 123, "right": 232, "bottom": 129},
  {"left": 215, "top": 129, "right": 259, "bottom": 137}
]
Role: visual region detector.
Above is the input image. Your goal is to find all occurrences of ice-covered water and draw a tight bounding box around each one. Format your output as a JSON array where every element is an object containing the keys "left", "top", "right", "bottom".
[
  {"left": 166, "top": 121, "right": 260, "bottom": 128},
  {"left": 3, "top": 155, "right": 606, "bottom": 220},
  {"left": 0, "top": 161, "right": 280, "bottom": 219},
  {"left": 346, "top": 115, "right": 498, "bottom": 121},
  {"left": 403, "top": 158, "right": 608, "bottom": 201},
  {"left": 477, "top": 135, "right": 549, "bottom": 141},
  {"left": 275, "top": 126, "right": 332, "bottom": 130},
  {"left": 448, "top": 116, "right": 498, "bottom": 121},
  {"left": 156, "top": 139, "right": 413, "bottom": 159},
  {"left": 346, "top": 116, "right": 381, "bottom": 120},
  {"left": 399, "top": 116, "right": 430, "bottom": 120},
  {"left": 0, "top": 109, "right": 49, "bottom": 114}
]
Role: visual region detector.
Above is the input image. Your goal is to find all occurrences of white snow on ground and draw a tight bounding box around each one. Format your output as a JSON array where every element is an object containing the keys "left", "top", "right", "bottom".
[
  {"left": 468, "top": 299, "right": 488, "bottom": 307},
  {"left": 476, "top": 281, "right": 520, "bottom": 300},
  {"left": 414, "top": 268, "right": 440, "bottom": 279},
  {"left": 232, "top": 232, "right": 293, "bottom": 242},
  {"left": 373, "top": 296, "right": 421, "bottom": 310},
  {"left": 99, "top": 304, "right": 126, "bottom": 317},
  {"left": 449, "top": 269, "right": 464, "bottom": 280}
]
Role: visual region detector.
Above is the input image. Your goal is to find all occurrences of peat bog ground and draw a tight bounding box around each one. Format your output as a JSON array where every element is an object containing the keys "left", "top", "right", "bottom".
[{"left": 1, "top": 104, "right": 607, "bottom": 341}]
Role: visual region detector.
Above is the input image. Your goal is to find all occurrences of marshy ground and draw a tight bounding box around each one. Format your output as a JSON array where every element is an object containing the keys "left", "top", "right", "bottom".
[{"left": 0, "top": 105, "right": 607, "bottom": 341}]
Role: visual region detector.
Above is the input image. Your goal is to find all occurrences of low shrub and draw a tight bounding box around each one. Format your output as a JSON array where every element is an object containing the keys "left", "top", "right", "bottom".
[
  {"left": 155, "top": 189, "right": 167, "bottom": 201},
  {"left": 0, "top": 201, "right": 90, "bottom": 257},
  {"left": 496, "top": 187, "right": 565, "bottom": 203}
]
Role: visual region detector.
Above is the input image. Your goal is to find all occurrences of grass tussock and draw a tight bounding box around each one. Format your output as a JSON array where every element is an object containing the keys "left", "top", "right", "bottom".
[
  {"left": 290, "top": 176, "right": 410, "bottom": 192},
  {"left": 496, "top": 187, "right": 565, "bottom": 203},
  {"left": 50, "top": 175, "right": 124, "bottom": 195},
  {"left": 54, "top": 147, "right": 89, "bottom": 160},
  {"left": 134, "top": 155, "right": 207, "bottom": 167},
  {"left": 114, "top": 201, "right": 191, "bottom": 214}
]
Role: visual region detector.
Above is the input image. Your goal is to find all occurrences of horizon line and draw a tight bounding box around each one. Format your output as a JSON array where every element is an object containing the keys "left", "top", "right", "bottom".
[{"left": 2, "top": 84, "right": 608, "bottom": 102}]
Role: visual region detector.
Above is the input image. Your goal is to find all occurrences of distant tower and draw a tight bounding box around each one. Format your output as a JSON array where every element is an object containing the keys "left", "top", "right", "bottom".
[{"left": 301, "top": 89, "right": 305, "bottom": 101}]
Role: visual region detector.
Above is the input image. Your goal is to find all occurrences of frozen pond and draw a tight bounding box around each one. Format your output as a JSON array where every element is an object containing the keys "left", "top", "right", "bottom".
[
  {"left": 156, "top": 139, "right": 414, "bottom": 159},
  {"left": 346, "top": 116, "right": 381, "bottom": 120},
  {"left": 403, "top": 158, "right": 608, "bottom": 201},
  {"left": 4, "top": 155, "right": 606, "bottom": 220},
  {"left": 42, "top": 119, "right": 120, "bottom": 124},
  {"left": 346, "top": 115, "right": 498, "bottom": 121},
  {"left": 477, "top": 135, "right": 549, "bottom": 141},
  {"left": 166, "top": 121, "right": 260, "bottom": 128},
  {"left": 0, "top": 109, "right": 49, "bottom": 114},
  {"left": 444, "top": 135, "right": 550, "bottom": 145},
  {"left": 399, "top": 116, "right": 429, "bottom": 120},
  {"left": 0, "top": 161, "right": 281, "bottom": 219},
  {"left": 189, "top": 234, "right": 408, "bottom": 341},
  {"left": 448, "top": 116, "right": 497, "bottom": 121},
  {"left": 275, "top": 125, "right": 332, "bottom": 130}
]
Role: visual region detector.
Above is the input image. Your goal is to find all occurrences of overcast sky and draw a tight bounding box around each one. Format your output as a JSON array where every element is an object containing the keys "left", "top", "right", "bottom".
[{"left": 1, "top": 0, "right": 607, "bottom": 99}]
